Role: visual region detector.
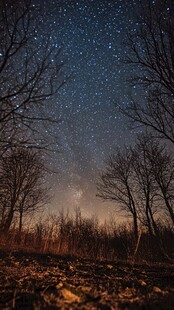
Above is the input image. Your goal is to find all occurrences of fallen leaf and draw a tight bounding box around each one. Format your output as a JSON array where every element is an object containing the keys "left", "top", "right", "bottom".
[
  {"left": 107, "top": 264, "right": 113, "bottom": 270},
  {"left": 138, "top": 280, "right": 147, "bottom": 287},
  {"left": 61, "top": 288, "right": 81, "bottom": 303},
  {"left": 153, "top": 286, "right": 162, "bottom": 293}
]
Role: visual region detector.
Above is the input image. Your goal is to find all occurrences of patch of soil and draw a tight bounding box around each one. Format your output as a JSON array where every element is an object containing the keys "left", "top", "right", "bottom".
[{"left": 0, "top": 250, "right": 174, "bottom": 309}]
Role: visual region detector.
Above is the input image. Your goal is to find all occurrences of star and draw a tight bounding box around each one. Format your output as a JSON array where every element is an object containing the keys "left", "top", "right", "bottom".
[{"left": 33, "top": 0, "right": 142, "bottom": 221}]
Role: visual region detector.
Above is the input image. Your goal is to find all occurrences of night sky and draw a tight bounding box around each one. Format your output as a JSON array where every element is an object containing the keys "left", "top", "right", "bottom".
[{"left": 35, "top": 0, "right": 142, "bottom": 221}]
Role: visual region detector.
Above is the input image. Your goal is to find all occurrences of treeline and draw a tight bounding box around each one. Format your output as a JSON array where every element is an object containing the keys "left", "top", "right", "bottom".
[
  {"left": 97, "top": 133, "right": 174, "bottom": 259},
  {"left": 0, "top": 210, "right": 173, "bottom": 262},
  {"left": 0, "top": 1, "right": 62, "bottom": 238},
  {"left": 0, "top": 148, "right": 48, "bottom": 237}
]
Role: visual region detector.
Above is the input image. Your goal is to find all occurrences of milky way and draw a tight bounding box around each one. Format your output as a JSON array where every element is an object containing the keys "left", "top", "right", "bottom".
[{"left": 34, "top": 0, "right": 142, "bottom": 220}]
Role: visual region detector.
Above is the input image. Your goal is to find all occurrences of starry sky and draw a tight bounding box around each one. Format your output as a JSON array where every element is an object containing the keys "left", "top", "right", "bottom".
[{"left": 34, "top": 0, "right": 142, "bottom": 221}]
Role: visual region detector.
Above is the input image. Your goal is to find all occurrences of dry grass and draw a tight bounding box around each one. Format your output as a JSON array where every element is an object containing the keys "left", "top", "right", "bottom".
[
  {"left": 0, "top": 214, "right": 174, "bottom": 309},
  {"left": 0, "top": 213, "right": 173, "bottom": 263}
]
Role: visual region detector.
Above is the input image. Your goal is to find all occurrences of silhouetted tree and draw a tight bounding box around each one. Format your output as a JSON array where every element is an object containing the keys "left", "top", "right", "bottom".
[
  {"left": 131, "top": 134, "right": 159, "bottom": 236},
  {"left": 97, "top": 133, "right": 174, "bottom": 242},
  {"left": 0, "top": 0, "right": 65, "bottom": 152},
  {"left": 122, "top": 0, "right": 174, "bottom": 144},
  {"left": 144, "top": 138, "right": 174, "bottom": 226},
  {"left": 97, "top": 149, "right": 139, "bottom": 241},
  {"left": 0, "top": 148, "right": 48, "bottom": 234}
]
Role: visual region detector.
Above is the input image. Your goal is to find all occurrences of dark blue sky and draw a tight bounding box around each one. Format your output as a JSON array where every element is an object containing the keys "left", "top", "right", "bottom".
[{"left": 35, "top": 0, "right": 142, "bottom": 220}]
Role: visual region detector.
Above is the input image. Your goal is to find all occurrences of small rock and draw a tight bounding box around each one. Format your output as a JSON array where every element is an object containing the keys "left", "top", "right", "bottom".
[
  {"left": 138, "top": 280, "right": 147, "bottom": 287},
  {"left": 61, "top": 288, "right": 81, "bottom": 303},
  {"left": 153, "top": 286, "right": 162, "bottom": 293},
  {"left": 107, "top": 264, "right": 113, "bottom": 270}
]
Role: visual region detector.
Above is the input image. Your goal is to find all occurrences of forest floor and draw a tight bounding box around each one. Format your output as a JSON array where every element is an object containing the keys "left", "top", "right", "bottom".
[{"left": 0, "top": 250, "right": 174, "bottom": 309}]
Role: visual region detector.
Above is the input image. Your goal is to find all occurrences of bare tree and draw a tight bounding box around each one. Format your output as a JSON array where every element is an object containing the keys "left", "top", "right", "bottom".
[
  {"left": 122, "top": 0, "right": 174, "bottom": 143},
  {"left": 0, "top": 148, "right": 48, "bottom": 234},
  {"left": 131, "top": 134, "right": 159, "bottom": 236},
  {"left": 0, "top": 0, "right": 65, "bottom": 152},
  {"left": 145, "top": 139, "right": 174, "bottom": 226},
  {"left": 97, "top": 133, "right": 174, "bottom": 242},
  {"left": 97, "top": 149, "right": 139, "bottom": 241},
  {"left": 132, "top": 133, "right": 174, "bottom": 260}
]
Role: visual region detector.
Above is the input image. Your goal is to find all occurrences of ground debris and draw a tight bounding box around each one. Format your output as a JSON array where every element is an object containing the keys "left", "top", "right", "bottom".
[{"left": 0, "top": 251, "right": 174, "bottom": 309}]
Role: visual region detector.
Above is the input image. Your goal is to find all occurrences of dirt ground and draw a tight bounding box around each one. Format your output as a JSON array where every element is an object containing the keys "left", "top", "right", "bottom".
[{"left": 0, "top": 250, "right": 174, "bottom": 309}]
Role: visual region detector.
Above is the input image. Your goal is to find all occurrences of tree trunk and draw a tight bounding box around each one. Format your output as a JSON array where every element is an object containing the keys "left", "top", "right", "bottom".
[
  {"left": 2, "top": 209, "right": 14, "bottom": 232},
  {"left": 19, "top": 210, "right": 23, "bottom": 235},
  {"left": 148, "top": 207, "right": 159, "bottom": 238},
  {"left": 17, "top": 210, "right": 23, "bottom": 244},
  {"left": 133, "top": 212, "right": 139, "bottom": 241},
  {"left": 127, "top": 185, "right": 139, "bottom": 240},
  {"left": 145, "top": 205, "right": 154, "bottom": 236},
  {"left": 164, "top": 197, "right": 174, "bottom": 226}
]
